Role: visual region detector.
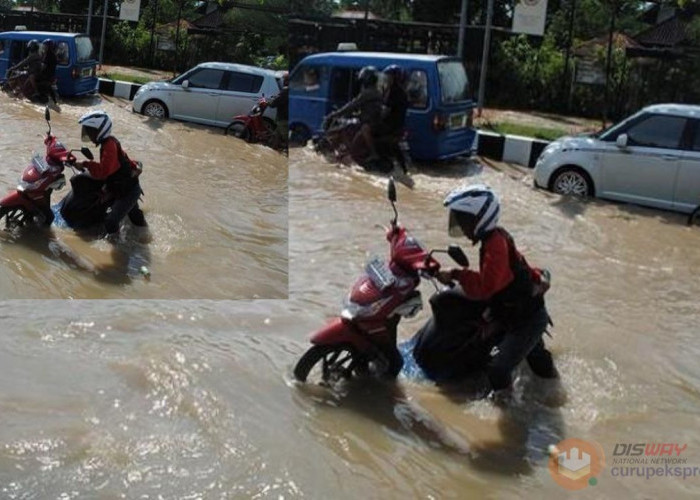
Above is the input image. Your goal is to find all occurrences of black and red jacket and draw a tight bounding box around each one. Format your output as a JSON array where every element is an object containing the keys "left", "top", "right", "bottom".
[
  {"left": 452, "top": 227, "right": 544, "bottom": 321},
  {"left": 82, "top": 136, "right": 138, "bottom": 196}
]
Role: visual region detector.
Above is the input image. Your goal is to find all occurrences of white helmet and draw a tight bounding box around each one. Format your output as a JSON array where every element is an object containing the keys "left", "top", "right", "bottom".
[
  {"left": 78, "top": 110, "right": 112, "bottom": 144},
  {"left": 443, "top": 184, "right": 500, "bottom": 240}
]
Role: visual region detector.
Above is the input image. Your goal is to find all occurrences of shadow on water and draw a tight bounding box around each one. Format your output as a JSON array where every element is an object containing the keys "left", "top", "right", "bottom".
[
  {"left": 0, "top": 221, "right": 152, "bottom": 286},
  {"left": 293, "top": 371, "right": 566, "bottom": 478}
]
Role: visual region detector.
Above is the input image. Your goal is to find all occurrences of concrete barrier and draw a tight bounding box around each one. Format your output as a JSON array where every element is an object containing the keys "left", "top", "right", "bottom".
[
  {"left": 98, "top": 78, "right": 142, "bottom": 101},
  {"left": 475, "top": 130, "right": 550, "bottom": 169}
]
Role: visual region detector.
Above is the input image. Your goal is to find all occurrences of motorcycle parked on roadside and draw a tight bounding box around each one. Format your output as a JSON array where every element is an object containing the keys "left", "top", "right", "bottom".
[
  {"left": 314, "top": 115, "right": 414, "bottom": 187},
  {"left": 0, "top": 107, "right": 142, "bottom": 231},
  {"left": 293, "top": 178, "right": 474, "bottom": 385},
  {"left": 225, "top": 97, "right": 281, "bottom": 148}
]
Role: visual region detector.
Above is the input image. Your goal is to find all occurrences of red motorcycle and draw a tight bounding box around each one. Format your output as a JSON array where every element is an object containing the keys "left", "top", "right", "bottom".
[
  {"left": 225, "top": 98, "right": 277, "bottom": 145},
  {"left": 293, "top": 178, "right": 469, "bottom": 384},
  {"left": 0, "top": 107, "right": 93, "bottom": 228}
]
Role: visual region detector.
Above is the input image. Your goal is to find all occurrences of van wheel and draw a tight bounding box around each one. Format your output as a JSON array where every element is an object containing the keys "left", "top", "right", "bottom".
[
  {"left": 142, "top": 100, "right": 169, "bottom": 119},
  {"left": 550, "top": 167, "right": 593, "bottom": 197},
  {"left": 289, "top": 124, "right": 310, "bottom": 147}
]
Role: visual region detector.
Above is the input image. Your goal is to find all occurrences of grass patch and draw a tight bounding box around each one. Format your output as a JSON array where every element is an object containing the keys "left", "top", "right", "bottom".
[
  {"left": 479, "top": 121, "right": 570, "bottom": 141},
  {"left": 99, "top": 72, "right": 154, "bottom": 85}
]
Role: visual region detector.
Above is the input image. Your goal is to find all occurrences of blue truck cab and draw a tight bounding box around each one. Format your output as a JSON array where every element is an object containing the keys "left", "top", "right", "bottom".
[
  {"left": 289, "top": 51, "right": 476, "bottom": 161},
  {"left": 0, "top": 30, "right": 98, "bottom": 97}
]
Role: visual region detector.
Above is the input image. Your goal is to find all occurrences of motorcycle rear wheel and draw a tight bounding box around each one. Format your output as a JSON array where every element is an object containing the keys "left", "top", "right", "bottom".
[
  {"left": 293, "top": 344, "right": 361, "bottom": 384},
  {"left": 0, "top": 206, "right": 32, "bottom": 229}
]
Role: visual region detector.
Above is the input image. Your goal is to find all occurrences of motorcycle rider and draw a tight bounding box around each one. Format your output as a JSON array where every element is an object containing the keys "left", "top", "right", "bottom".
[
  {"left": 436, "top": 185, "right": 558, "bottom": 403},
  {"left": 267, "top": 71, "right": 289, "bottom": 150},
  {"left": 38, "top": 39, "right": 58, "bottom": 104},
  {"left": 76, "top": 110, "right": 148, "bottom": 241},
  {"left": 6, "top": 39, "right": 42, "bottom": 98},
  {"left": 324, "top": 66, "right": 383, "bottom": 162}
]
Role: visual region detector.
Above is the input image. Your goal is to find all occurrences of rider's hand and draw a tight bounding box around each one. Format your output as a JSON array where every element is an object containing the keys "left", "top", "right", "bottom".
[
  {"left": 436, "top": 269, "right": 455, "bottom": 285},
  {"left": 75, "top": 161, "right": 87, "bottom": 171}
]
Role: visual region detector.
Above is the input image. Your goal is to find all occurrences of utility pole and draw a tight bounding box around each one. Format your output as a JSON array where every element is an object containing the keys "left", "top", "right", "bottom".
[
  {"left": 86, "top": 0, "right": 94, "bottom": 35},
  {"left": 603, "top": 1, "right": 618, "bottom": 128},
  {"left": 98, "top": 0, "right": 108, "bottom": 65},
  {"left": 149, "top": 0, "right": 160, "bottom": 67},
  {"left": 561, "top": 0, "right": 576, "bottom": 110},
  {"left": 457, "top": 0, "right": 468, "bottom": 59},
  {"left": 173, "top": 0, "right": 184, "bottom": 75},
  {"left": 477, "top": 0, "right": 494, "bottom": 116}
]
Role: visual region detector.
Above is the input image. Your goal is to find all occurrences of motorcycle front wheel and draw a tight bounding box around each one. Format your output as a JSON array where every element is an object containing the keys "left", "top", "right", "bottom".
[
  {"left": 225, "top": 121, "right": 250, "bottom": 141},
  {"left": 0, "top": 206, "right": 32, "bottom": 229},
  {"left": 293, "top": 344, "right": 362, "bottom": 384}
]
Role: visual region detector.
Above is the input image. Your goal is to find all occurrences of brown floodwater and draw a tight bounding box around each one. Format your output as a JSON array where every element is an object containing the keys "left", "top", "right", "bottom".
[
  {"left": 1, "top": 140, "right": 700, "bottom": 498},
  {"left": 0, "top": 96, "right": 288, "bottom": 299}
]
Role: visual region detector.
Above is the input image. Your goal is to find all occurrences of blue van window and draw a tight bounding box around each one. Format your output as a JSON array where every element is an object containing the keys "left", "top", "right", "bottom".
[
  {"left": 330, "top": 67, "right": 356, "bottom": 103},
  {"left": 10, "top": 40, "right": 24, "bottom": 65},
  {"left": 291, "top": 65, "right": 322, "bottom": 94},
  {"left": 438, "top": 60, "right": 469, "bottom": 103},
  {"left": 406, "top": 70, "right": 428, "bottom": 109},
  {"left": 75, "top": 36, "right": 94, "bottom": 61},
  {"left": 56, "top": 42, "right": 69, "bottom": 65}
]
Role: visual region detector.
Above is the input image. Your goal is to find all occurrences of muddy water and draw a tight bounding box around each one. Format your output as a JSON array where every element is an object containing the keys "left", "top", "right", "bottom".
[
  {"left": 1, "top": 143, "right": 700, "bottom": 499},
  {"left": 0, "top": 96, "right": 287, "bottom": 299}
]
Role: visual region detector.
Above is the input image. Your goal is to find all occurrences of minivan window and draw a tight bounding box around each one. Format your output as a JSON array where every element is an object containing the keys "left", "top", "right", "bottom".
[
  {"left": 291, "top": 65, "right": 323, "bottom": 94},
  {"left": 226, "top": 71, "right": 263, "bottom": 93},
  {"left": 10, "top": 40, "right": 24, "bottom": 65},
  {"left": 406, "top": 70, "right": 428, "bottom": 109},
  {"left": 330, "top": 67, "right": 357, "bottom": 103},
  {"left": 187, "top": 69, "right": 224, "bottom": 89},
  {"left": 626, "top": 114, "right": 687, "bottom": 149},
  {"left": 690, "top": 122, "right": 700, "bottom": 151},
  {"left": 75, "top": 36, "right": 94, "bottom": 61},
  {"left": 437, "top": 60, "right": 469, "bottom": 103},
  {"left": 56, "top": 42, "right": 69, "bottom": 65}
]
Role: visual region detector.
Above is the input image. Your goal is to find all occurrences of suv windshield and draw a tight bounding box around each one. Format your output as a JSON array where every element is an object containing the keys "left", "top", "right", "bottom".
[
  {"left": 75, "top": 36, "right": 94, "bottom": 61},
  {"left": 438, "top": 60, "right": 469, "bottom": 104}
]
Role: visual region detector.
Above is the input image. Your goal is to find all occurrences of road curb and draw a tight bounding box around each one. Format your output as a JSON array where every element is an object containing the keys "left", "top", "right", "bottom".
[
  {"left": 475, "top": 130, "right": 550, "bottom": 168},
  {"left": 98, "top": 78, "right": 142, "bottom": 101}
]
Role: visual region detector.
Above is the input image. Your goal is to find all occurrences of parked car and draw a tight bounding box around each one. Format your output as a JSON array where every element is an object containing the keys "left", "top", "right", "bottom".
[
  {"left": 534, "top": 103, "right": 700, "bottom": 214},
  {"left": 132, "top": 62, "right": 281, "bottom": 127},
  {"left": 0, "top": 30, "right": 98, "bottom": 96},
  {"left": 289, "top": 51, "right": 476, "bottom": 160}
]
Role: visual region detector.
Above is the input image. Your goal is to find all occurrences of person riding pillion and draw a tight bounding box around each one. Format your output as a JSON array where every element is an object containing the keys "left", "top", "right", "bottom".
[
  {"left": 378, "top": 64, "right": 410, "bottom": 173},
  {"left": 325, "top": 65, "right": 383, "bottom": 160},
  {"left": 436, "top": 184, "right": 558, "bottom": 402},
  {"left": 39, "top": 39, "right": 58, "bottom": 103},
  {"left": 76, "top": 111, "right": 147, "bottom": 240}
]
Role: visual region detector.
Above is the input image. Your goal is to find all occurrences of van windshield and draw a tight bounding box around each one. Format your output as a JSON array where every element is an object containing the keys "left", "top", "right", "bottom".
[
  {"left": 75, "top": 36, "right": 94, "bottom": 62},
  {"left": 438, "top": 60, "right": 469, "bottom": 104}
]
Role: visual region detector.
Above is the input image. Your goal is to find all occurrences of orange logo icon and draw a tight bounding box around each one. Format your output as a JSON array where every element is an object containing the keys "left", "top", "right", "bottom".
[{"left": 548, "top": 438, "right": 605, "bottom": 490}]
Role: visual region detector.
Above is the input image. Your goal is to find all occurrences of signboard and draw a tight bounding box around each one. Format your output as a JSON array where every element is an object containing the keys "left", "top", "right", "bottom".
[
  {"left": 119, "top": 0, "right": 141, "bottom": 22},
  {"left": 575, "top": 59, "right": 606, "bottom": 85},
  {"left": 512, "top": 0, "right": 548, "bottom": 36}
]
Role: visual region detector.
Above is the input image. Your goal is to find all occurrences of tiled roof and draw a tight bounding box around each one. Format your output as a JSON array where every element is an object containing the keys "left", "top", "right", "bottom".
[
  {"left": 192, "top": 7, "right": 227, "bottom": 29},
  {"left": 634, "top": 14, "right": 689, "bottom": 47}
]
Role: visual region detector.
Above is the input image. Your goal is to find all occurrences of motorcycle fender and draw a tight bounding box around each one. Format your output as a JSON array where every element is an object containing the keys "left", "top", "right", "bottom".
[
  {"left": 309, "top": 317, "right": 373, "bottom": 351},
  {"left": 0, "top": 191, "right": 32, "bottom": 210}
]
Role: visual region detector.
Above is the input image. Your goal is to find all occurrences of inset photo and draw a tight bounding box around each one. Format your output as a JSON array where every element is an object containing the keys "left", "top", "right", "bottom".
[{"left": 0, "top": 3, "right": 288, "bottom": 299}]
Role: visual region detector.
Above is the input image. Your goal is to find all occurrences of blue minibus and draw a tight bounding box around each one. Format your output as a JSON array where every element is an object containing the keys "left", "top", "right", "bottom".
[
  {"left": 0, "top": 31, "right": 98, "bottom": 97},
  {"left": 289, "top": 51, "right": 476, "bottom": 161}
]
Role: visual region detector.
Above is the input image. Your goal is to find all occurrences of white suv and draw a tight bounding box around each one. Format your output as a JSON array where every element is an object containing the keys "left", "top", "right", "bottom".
[
  {"left": 534, "top": 103, "right": 700, "bottom": 214},
  {"left": 132, "top": 62, "right": 281, "bottom": 128}
]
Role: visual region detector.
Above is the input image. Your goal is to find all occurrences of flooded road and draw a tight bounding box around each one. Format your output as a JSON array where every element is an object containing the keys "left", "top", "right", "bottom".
[
  {"left": 1, "top": 145, "right": 700, "bottom": 498},
  {"left": 0, "top": 96, "right": 287, "bottom": 298}
]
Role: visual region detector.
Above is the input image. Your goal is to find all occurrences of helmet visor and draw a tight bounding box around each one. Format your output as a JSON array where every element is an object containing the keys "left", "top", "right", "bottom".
[
  {"left": 81, "top": 126, "right": 94, "bottom": 142},
  {"left": 448, "top": 211, "right": 476, "bottom": 238}
]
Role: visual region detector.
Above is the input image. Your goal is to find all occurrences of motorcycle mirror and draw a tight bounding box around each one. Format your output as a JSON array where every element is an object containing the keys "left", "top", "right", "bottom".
[
  {"left": 81, "top": 147, "right": 94, "bottom": 160},
  {"left": 387, "top": 178, "right": 397, "bottom": 203},
  {"left": 448, "top": 244, "right": 469, "bottom": 267},
  {"left": 44, "top": 106, "right": 51, "bottom": 122}
]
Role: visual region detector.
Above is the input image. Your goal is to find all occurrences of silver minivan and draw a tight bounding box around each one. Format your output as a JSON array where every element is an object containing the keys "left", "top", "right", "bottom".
[
  {"left": 534, "top": 103, "right": 700, "bottom": 214},
  {"left": 132, "top": 62, "right": 281, "bottom": 127}
]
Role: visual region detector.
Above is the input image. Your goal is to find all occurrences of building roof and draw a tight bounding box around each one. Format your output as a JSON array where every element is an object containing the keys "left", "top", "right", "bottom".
[
  {"left": 333, "top": 9, "right": 379, "bottom": 20},
  {"left": 635, "top": 14, "right": 690, "bottom": 47},
  {"left": 573, "top": 32, "right": 641, "bottom": 58}
]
